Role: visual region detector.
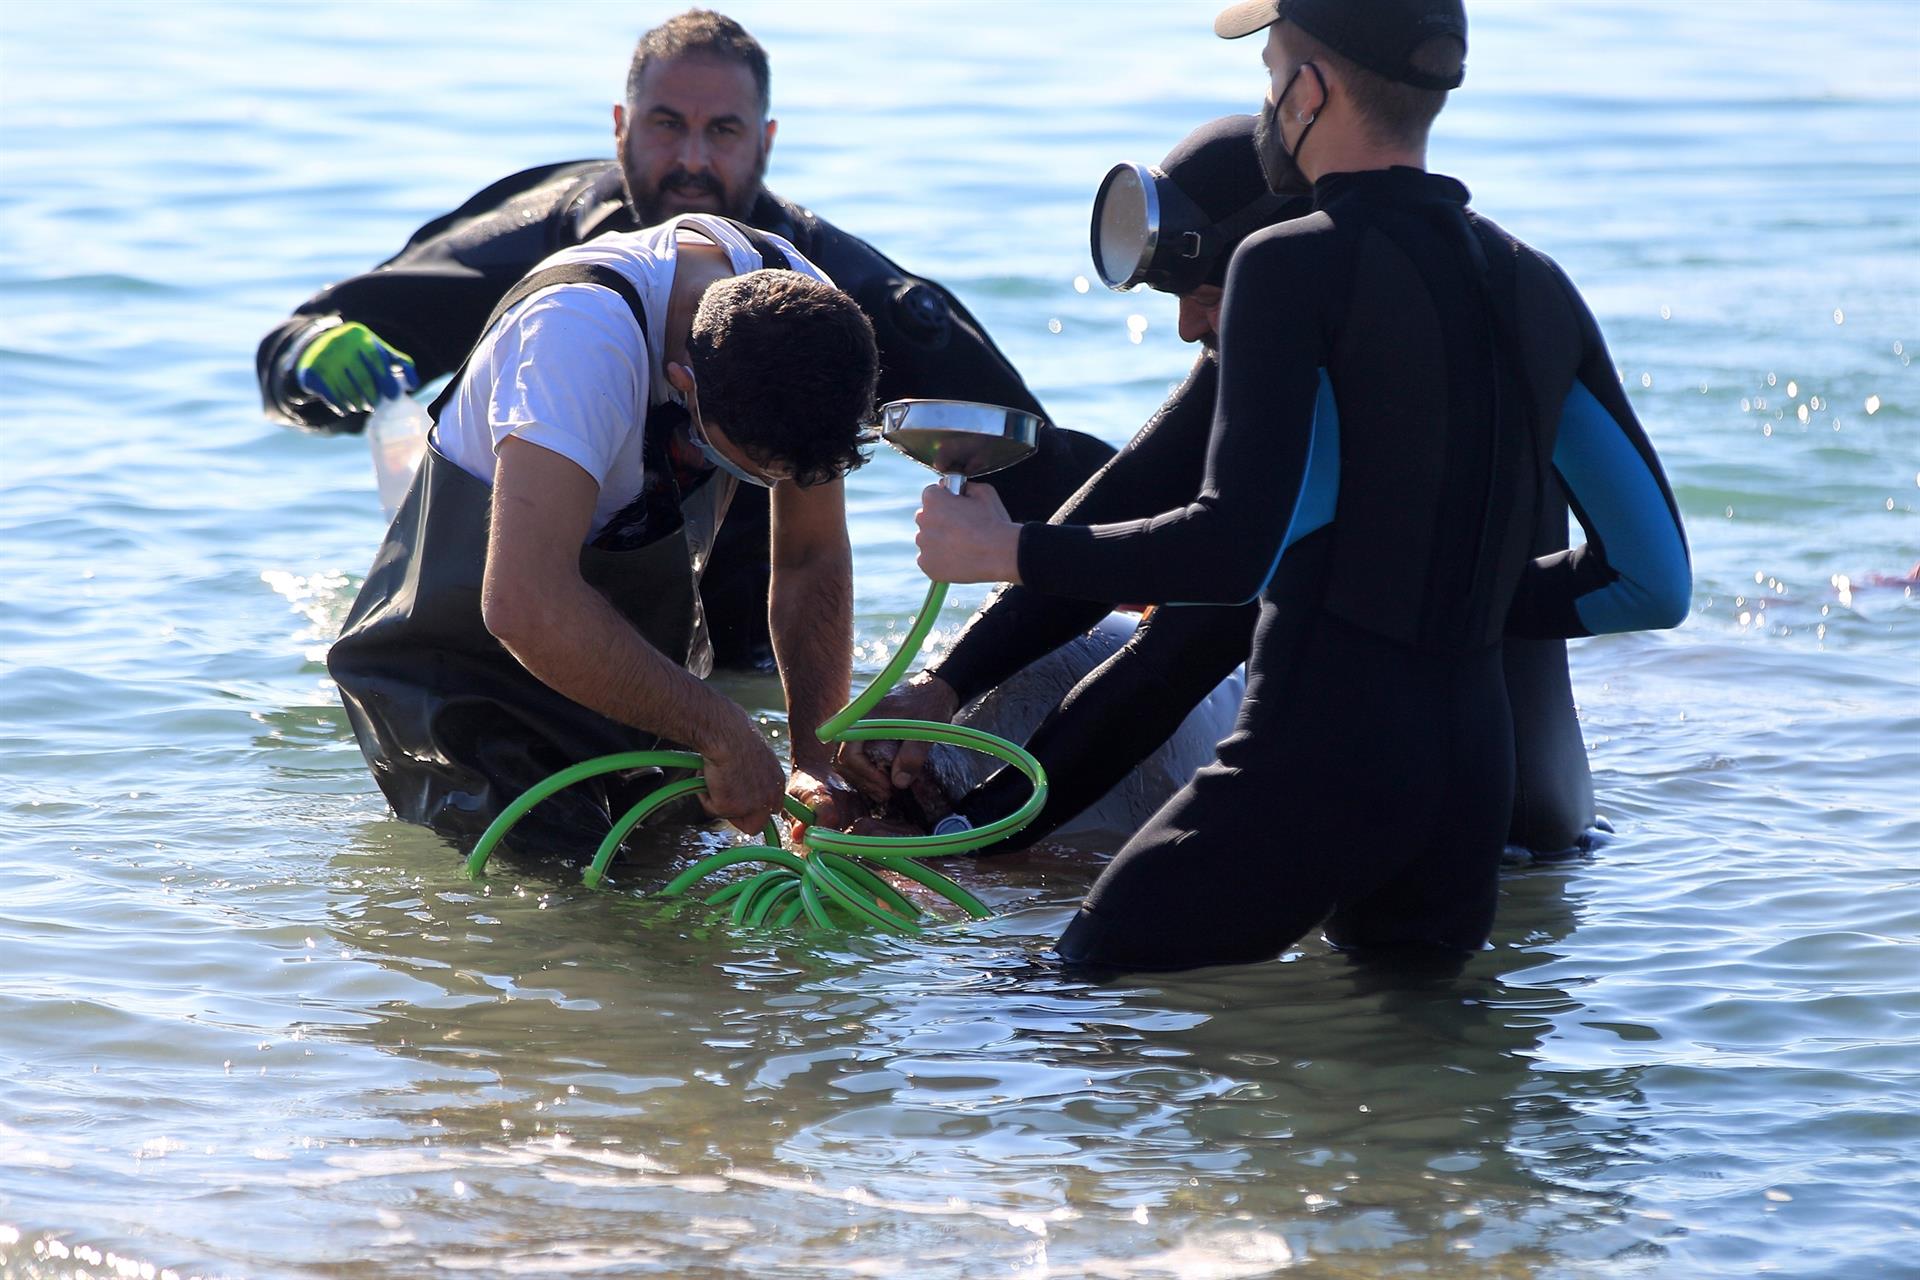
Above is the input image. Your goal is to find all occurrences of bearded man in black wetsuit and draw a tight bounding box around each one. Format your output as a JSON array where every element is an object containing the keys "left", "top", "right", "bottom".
[
  {"left": 914, "top": 0, "right": 1692, "bottom": 972},
  {"left": 256, "top": 8, "right": 1111, "bottom": 669}
]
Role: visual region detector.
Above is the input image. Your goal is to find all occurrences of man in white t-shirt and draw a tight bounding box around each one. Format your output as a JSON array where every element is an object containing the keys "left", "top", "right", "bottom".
[
  {"left": 260, "top": 10, "right": 1116, "bottom": 673},
  {"left": 330, "top": 214, "right": 879, "bottom": 852}
]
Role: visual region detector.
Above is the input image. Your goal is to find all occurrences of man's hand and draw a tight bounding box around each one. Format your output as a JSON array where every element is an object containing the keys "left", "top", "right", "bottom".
[
  {"left": 295, "top": 321, "right": 421, "bottom": 414},
  {"left": 835, "top": 672, "right": 960, "bottom": 803},
  {"left": 785, "top": 766, "right": 863, "bottom": 833},
  {"left": 914, "top": 482, "right": 1022, "bottom": 585},
  {"left": 698, "top": 712, "right": 788, "bottom": 835}
]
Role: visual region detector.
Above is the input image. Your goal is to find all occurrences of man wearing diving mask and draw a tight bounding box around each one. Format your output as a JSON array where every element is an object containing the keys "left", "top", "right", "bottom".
[
  {"left": 842, "top": 110, "right": 1601, "bottom": 864},
  {"left": 909, "top": 0, "right": 1691, "bottom": 972},
  {"left": 836, "top": 115, "right": 1283, "bottom": 840},
  {"left": 1088, "top": 139, "right": 1302, "bottom": 297}
]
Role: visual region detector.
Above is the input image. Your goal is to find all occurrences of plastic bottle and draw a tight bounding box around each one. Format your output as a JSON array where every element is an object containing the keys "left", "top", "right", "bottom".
[{"left": 367, "top": 388, "right": 431, "bottom": 518}]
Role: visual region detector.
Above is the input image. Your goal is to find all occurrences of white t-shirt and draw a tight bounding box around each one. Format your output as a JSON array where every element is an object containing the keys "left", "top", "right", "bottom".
[{"left": 435, "top": 214, "right": 829, "bottom": 539}]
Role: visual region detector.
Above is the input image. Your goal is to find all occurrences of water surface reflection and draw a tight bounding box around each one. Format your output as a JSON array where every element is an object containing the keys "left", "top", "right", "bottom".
[{"left": 267, "top": 825, "right": 1678, "bottom": 1275}]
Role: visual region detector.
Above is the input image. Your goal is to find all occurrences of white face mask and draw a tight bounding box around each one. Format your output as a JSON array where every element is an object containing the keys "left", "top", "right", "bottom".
[
  {"left": 676, "top": 378, "right": 774, "bottom": 488},
  {"left": 692, "top": 431, "right": 773, "bottom": 488}
]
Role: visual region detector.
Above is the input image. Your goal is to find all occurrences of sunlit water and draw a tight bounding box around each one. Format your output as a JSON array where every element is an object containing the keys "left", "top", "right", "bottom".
[{"left": 2, "top": 2, "right": 1916, "bottom": 1276}]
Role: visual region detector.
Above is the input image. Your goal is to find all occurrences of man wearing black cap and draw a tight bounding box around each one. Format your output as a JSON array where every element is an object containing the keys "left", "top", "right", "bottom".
[
  {"left": 841, "top": 112, "right": 1599, "bottom": 862},
  {"left": 914, "top": 0, "right": 1692, "bottom": 971}
]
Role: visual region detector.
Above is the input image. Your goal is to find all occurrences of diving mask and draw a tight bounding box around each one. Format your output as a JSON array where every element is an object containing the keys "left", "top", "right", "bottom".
[{"left": 1090, "top": 162, "right": 1290, "bottom": 295}]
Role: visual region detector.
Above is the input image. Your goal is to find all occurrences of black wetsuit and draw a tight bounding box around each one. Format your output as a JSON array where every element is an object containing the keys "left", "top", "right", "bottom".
[
  {"left": 934, "top": 352, "right": 1598, "bottom": 855},
  {"left": 258, "top": 160, "right": 1113, "bottom": 665},
  {"left": 932, "top": 355, "right": 1260, "bottom": 845},
  {"left": 1010, "top": 168, "right": 1689, "bottom": 971}
]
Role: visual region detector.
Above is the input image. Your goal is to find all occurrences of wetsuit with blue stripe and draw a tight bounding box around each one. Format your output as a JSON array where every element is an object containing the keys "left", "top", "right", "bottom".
[
  {"left": 933, "top": 350, "right": 1596, "bottom": 856},
  {"left": 1015, "top": 167, "right": 1690, "bottom": 972}
]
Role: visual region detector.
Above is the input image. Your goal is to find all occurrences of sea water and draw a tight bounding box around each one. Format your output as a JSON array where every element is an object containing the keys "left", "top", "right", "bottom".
[{"left": 1, "top": 2, "right": 1915, "bottom": 1277}]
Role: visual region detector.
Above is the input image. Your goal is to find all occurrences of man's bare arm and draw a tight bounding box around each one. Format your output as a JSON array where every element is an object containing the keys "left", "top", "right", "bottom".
[
  {"left": 481, "top": 435, "right": 783, "bottom": 831},
  {"left": 767, "top": 474, "right": 854, "bottom": 778}
]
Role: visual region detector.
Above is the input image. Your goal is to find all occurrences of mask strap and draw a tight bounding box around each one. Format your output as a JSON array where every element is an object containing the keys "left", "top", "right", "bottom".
[
  {"left": 1209, "top": 192, "right": 1299, "bottom": 250},
  {"left": 1287, "top": 61, "right": 1327, "bottom": 123},
  {"left": 700, "top": 439, "right": 771, "bottom": 489},
  {"left": 684, "top": 374, "right": 776, "bottom": 489},
  {"left": 1284, "top": 62, "right": 1327, "bottom": 167},
  {"left": 1274, "top": 63, "right": 1307, "bottom": 119}
]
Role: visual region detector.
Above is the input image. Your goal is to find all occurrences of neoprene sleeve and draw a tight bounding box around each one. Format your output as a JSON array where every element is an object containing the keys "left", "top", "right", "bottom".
[
  {"left": 258, "top": 162, "right": 611, "bottom": 432},
  {"left": 1017, "top": 223, "right": 1332, "bottom": 607},
  {"left": 957, "top": 600, "right": 1257, "bottom": 845},
  {"left": 1507, "top": 275, "right": 1692, "bottom": 637},
  {"left": 930, "top": 354, "right": 1222, "bottom": 702}
]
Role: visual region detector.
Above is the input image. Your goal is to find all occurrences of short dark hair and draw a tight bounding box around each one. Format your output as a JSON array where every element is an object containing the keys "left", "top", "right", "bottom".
[
  {"left": 686, "top": 271, "right": 878, "bottom": 488},
  {"left": 626, "top": 10, "right": 771, "bottom": 116},
  {"left": 1286, "top": 22, "right": 1461, "bottom": 146}
]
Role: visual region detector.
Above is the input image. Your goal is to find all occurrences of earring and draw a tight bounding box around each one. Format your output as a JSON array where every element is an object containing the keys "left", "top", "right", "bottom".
[{"left": 1297, "top": 111, "right": 1315, "bottom": 124}]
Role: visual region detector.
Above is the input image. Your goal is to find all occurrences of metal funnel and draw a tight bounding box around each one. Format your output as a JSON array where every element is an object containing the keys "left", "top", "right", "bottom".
[{"left": 878, "top": 399, "right": 1042, "bottom": 493}]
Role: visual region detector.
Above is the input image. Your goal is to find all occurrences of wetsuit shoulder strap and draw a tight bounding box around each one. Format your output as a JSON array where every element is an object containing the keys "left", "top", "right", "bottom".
[{"left": 428, "top": 262, "right": 651, "bottom": 422}]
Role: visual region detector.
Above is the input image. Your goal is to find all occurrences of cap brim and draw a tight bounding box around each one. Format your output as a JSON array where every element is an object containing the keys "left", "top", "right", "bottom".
[{"left": 1214, "top": 0, "right": 1283, "bottom": 39}]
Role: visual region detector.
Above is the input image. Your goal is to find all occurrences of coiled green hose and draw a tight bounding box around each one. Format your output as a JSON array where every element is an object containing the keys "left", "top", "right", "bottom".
[{"left": 463, "top": 578, "right": 1046, "bottom": 932}]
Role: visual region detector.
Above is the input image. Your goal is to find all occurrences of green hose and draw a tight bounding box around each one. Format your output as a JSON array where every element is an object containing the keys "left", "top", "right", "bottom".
[
  {"left": 464, "top": 577, "right": 1047, "bottom": 933},
  {"left": 814, "top": 580, "right": 949, "bottom": 741}
]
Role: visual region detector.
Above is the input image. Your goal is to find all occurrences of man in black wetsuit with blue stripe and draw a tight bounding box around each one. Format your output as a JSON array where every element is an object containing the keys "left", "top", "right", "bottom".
[
  {"left": 915, "top": 0, "right": 1692, "bottom": 971},
  {"left": 846, "top": 113, "right": 1601, "bottom": 860}
]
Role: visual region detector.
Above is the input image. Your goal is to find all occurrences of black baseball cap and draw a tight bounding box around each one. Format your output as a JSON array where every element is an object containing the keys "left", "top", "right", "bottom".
[{"left": 1213, "top": 0, "right": 1467, "bottom": 91}]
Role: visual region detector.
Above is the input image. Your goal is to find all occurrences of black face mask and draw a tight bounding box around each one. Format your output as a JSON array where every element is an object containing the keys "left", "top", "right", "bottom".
[{"left": 1255, "top": 62, "right": 1325, "bottom": 197}]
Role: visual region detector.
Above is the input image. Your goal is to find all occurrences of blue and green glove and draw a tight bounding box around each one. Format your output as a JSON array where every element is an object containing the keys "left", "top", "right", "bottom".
[{"left": 294, "top": 321, "right": 421, "bottom": 415}]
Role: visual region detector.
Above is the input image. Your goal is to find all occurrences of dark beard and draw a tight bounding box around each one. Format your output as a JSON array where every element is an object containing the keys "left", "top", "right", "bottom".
[
  {"left": 1254, "top": 93, "right": 1312, "bottom": 198},
  {"left": 619, "top": 144, "right": 767, "bottom": 226}
]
